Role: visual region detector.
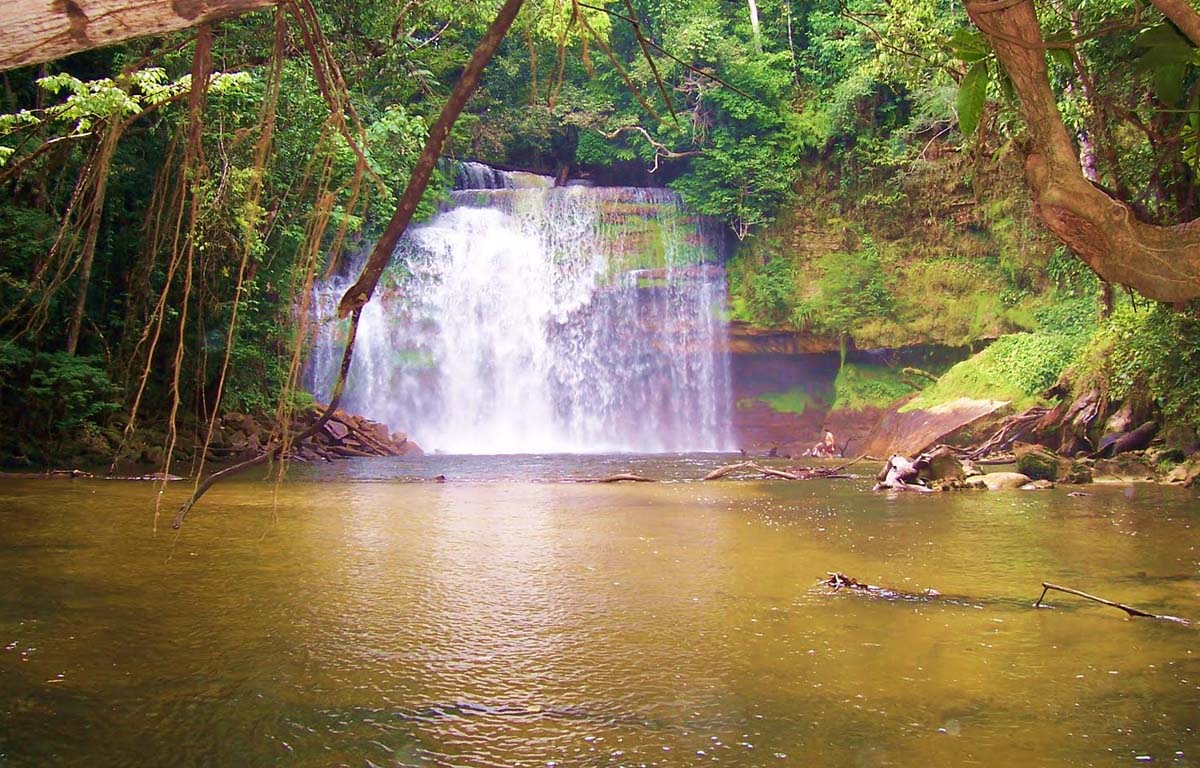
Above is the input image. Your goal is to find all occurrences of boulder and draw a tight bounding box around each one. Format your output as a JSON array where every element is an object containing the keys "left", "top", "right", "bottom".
[
  {"left": 1097, "top": 421, "right": 1158, "bottom": 458},
  {"left": 1163, "top": 423, "right": 1200, "bottom": 456},
  {"left": 1093, "top": 454, "right": 1156, "bottom": 482},
  {"left": 1103, "top": 397, "right": 1145, "bottom": 436},
  {"left": 363, "top": 421, "right": 390, "bottom": 445},
  {"left": 915, "top": 446, "right": 965, "bottom": 490},
  {"left": 1164, "top": 454, "right": 1200, "bottom": 487},
  {"left": 965, "top": 471, "right": 1032, "bottom": 490},
  {"left": 1015, "top": 442, "right": 1060, "bottom": 481},
  {"left": 400, "top": 439, "right": 424, "bottom": 457},
  {"left": 323, "top": 419, "right": 351, "bottom": 442},
  {"left": 1021, "top": 479, "right": 1055, "bottom": 490},
  {"left": 1014, "top": 442, "right": 1092, "bottom": 484},
  {"left": 1059, "top": 386, "right": 1102, "bottom": 455}
]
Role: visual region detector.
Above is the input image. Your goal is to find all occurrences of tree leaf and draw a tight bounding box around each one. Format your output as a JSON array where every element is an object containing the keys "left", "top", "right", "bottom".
[
  {"left": 1154, "top": 63, "right": 1187, "bottom": 106},
  {"left": 948, "top": 28, "right": 990, "bottom": 62},
  {"left": 1137, "top": 23, "right": 1191, "bottom": 49},
  {"left": 957, "top": 61, "right": 988, "bottom": 138}
]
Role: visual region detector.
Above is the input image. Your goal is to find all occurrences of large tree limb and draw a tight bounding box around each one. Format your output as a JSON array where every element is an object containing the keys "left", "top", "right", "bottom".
[
  {"left": 0, "top": 0, "right": 277, "bottom": 73},
  {"left": 964, "top": 0, "right": 1200, "bottom": 303},
  {"left": 336, "top": 0, "right": 527, "bottom": 318}
]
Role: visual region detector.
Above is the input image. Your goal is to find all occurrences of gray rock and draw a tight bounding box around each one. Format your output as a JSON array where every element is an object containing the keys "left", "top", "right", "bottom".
[{"left": 966, "top": 471, "right": 1033, "bottom": 490}]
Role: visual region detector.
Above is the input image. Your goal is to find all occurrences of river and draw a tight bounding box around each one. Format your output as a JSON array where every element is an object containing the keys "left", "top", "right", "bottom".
[{"left": 1, "top": 455, "right": 1197, "bottom": 766}]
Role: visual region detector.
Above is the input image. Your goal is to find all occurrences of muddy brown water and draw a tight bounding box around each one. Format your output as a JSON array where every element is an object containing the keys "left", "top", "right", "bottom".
[{"left": 1, "top": 454, "right": 1197, "bottom": 766}]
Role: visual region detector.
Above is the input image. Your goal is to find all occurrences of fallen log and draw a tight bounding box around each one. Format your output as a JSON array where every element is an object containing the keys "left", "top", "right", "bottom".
[
  {"left": 702, "top": 461, "right": 799, "bottom": 480},
  {"left": 1096, "top": 421, "right": 1158, "bottom": 459},
  {"left": 757, "top": 465, "right": 800, "bottom": 480},
  {"left": 1034, "top": 582, "right": 1190, "bottom": 625},
  {"left": 703, "top": 461, "right": 756, "bottom": 480},
  {"left": 594, "top": 473, "right": 655, "bottom": 483}
]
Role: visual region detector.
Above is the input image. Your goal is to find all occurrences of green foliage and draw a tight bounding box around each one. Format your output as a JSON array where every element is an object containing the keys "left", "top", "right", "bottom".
[
  {"left": 793, "top": 238, "right": 894, "bottom": 344},
  {"left": 831, "top": 362, "right": 917, "bottom": 411},
  {"left": 0, "top": 345, "right": 118, "bottom": 449},
  {"left": 956, "top": 61, "right": 988, "bottom": 138},
  {"left": 1072, "top": 303, "right": 1200, "bottom": 427},
  {"left": 1033, "top": 296, "right": 1096, "bottom": 342},
  {"left": 1045, "top": 247, "right": 1100, "bottom": 297},
  {"left": 739, "top": 387, "right": 818, "bottom": 415},
  {"left": 744, "top": 256, "right": 797, "bottom": 326},
  {"left": 1134, "top": 23, "right": 1199, "bottom": 107},
  {"left": 902, "top": 332, "right": 1079, "bottom": 412}
]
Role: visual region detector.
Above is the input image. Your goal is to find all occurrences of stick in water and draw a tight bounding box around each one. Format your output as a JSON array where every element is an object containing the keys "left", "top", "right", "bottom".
[{"left": 1035, "top": 581, "right": 1190, "bottom": 625}]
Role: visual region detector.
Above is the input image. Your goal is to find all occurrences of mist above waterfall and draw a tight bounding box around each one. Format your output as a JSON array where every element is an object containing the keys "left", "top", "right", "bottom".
[{"left": 308, "top": 165, "right": 733, "bottom": 454}]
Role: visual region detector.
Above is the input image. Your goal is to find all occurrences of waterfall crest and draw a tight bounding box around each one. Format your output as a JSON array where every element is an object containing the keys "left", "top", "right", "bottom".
[{"left": 308, "top": 170, "right": 733, "bottom": 454}]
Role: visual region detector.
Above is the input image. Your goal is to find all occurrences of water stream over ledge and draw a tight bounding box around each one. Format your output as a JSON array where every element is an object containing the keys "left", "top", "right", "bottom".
[
  {"left": 1, "top": 460, "right": 1197, "bottom": 766},
  {"left": 308, "top": 167, "right": 733, "bottom": 454}
]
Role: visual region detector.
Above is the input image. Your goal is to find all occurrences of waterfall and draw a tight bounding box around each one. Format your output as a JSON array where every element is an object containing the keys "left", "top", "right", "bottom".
[{"left": 307, "top": 167, "right": 733, "bottom": 454}]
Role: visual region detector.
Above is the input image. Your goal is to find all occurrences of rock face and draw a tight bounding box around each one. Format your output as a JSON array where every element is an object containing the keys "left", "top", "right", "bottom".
[
  {"left": 965, "top": 472, "right": 1032, "bottom": 490},
  {"left": 1014, "top": 442, "right": 1092, "bottom": 484},
  {"left": 859, "top": 398, "right": 1011, "bottom": 458}
]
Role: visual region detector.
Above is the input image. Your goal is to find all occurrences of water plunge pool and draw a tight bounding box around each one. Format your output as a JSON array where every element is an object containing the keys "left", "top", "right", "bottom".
[{"left": 1, "top": 455, "right": 1197, "bottom": 766}]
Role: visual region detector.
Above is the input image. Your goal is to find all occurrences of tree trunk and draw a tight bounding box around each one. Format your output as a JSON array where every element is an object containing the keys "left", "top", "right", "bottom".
[
  {"left": 0, "top": 0, "right": 276, "bottom": 73},
  {"left": 964, "top": 0, "right": 1200, "bottom": 303},
  {"left": 746, "top": 0, "right": 762, "bottom": 52}
]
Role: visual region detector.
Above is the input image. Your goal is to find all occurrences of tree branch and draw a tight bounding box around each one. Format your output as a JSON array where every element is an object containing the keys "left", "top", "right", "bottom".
[
  {"left": 337, "top": 0, "right": 526, "bottom": 318},
  {"left": 964, "top": 0, "right": 1200, "bottom": 303}
]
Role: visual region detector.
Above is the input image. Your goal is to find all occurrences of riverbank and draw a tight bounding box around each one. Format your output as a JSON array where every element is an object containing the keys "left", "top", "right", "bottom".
[{"left": 0, "top": 403, "right": 420, "bottom": 475}]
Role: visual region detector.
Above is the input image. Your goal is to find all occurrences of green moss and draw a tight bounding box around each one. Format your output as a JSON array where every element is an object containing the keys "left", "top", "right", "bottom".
[
  {"left": 901, "top": 332, "right": 1080, "bottom": 412},
  {"left": 830, "top": 363, "right": 918, "bottom": 411},
  {"left": 738, "top": 387, "right": 818, "bottom": 415}
]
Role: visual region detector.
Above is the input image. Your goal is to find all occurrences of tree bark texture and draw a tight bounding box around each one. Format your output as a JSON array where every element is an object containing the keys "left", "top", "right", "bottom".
[
  {"left": 965, "top": 0, "right": 1200, "bottom": 303},
  {"left": 0, "top": 0, "right": 276, "bottom": 73}
]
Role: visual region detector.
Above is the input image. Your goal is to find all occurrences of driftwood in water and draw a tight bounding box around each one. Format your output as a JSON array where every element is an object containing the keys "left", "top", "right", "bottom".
[
  {"left": 703, "top": 461, "right": 799, "bottom": 480},
  {"left": 594, "top": 473, "right": 656, "bottom": 483},
  {"left": 1035, "top": 582, "right": 1190, "bottom": 625},
  {"left": 821, "top": 572, "right": 941, "bottom": 600}
]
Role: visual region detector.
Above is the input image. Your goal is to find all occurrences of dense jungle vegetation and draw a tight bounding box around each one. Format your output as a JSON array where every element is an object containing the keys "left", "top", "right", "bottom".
[{"left": 0, "top": 0, "right": 1198, "bottom": 466}]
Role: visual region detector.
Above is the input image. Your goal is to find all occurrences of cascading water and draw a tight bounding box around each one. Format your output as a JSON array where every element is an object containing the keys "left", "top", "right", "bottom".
[{"left": 307, "top": 164, "right": 734, "bottom": 454}]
